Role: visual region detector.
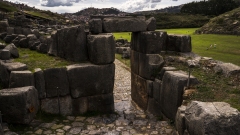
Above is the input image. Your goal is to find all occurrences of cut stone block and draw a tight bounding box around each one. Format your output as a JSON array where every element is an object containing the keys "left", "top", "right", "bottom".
[
  {"left": 131, "top": 72, "right": 152, "bottom": 110},
  {"left": 87, "top": 34, "right": 115, "bottom": 65},
  {"left": 160, "top": 71, "right": 198, "bottom": 120},
  {"left": 89, "top": 18, "right": 102, "bottom": 34},
  {"left": 57, "top": 25, "right": 88, "bottom": 62},
  {"left": 167, "top": 34, "right": 192, "bottom": 52},
  {"left": 185, "top": 101, "right": 240, "bottom": 135},
  {"left": 88, "top": 93, "right": 114, "bottom": 113},
  {"left": 146, "top": 17, "right": 156, "bottom": 31},
  {"left": 131, "top": 31, "right": 167, "bottom": 53},
  {"left": 102, "top": 17, "right": 147, "bottom": 32},
  {"left": 9, "top": 70, "right": 34, "bottom": 88},
  {"left": 130, "top": 50, "right": 139, "bottom": 75},
  {"left": 139, "top": 53, "right": 165, "bottom": 80},
  {"left": 0, "top": 49, "right": 10, "bottom": 60},
  {"left": 67, "top": 63, "right": 115, "bottom": 98},
  {"left": 175, "top": 105, "right": 187, "bottom": 135},
  {"left": 0, "top": 86, "right": 39, "bottom": 124},
  {"left": 34, "top": 68, "right": 46, "bottom": 99},
  {"left": 44, "top": 68, "right": 69, "bottom": 98},
  {"left": 72, "top": 97, "right": 88, "bottom": 115}
]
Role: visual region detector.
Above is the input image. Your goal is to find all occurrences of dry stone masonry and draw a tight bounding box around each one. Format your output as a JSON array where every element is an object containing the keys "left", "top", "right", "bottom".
[{"left": 0, "top": 16, "right": 240, "bottom": 135}]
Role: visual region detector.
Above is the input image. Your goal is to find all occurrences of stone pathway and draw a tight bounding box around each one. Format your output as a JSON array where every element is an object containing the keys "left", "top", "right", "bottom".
[{"left": 2, "top": 59, "right": 176, "bottom": 135}]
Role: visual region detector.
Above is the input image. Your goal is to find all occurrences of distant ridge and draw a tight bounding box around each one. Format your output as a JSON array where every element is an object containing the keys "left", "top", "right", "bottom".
[{"left": 73, "top": 7, "right": 125, "bottom": 16}]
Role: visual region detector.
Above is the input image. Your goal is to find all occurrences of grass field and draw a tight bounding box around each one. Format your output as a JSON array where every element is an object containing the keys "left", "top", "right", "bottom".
[{"left": 113, "top": 28, "right": 240, "bottom": 66}]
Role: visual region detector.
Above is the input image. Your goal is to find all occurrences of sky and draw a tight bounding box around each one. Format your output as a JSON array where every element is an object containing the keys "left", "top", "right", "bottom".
[{"left": 5, "top": 0, "right": 202, "bottom": 13}]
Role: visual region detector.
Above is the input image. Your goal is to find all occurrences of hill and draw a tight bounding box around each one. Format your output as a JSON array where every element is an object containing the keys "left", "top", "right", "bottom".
[
  {"left": 73, "top": 7, "right": 125, "bottom": 16},
  {"left": 196, "top": 7, "right": 240, "bottom": 35},
  {"left": 0, "top": 0, "right": 17, "bottom": 12}
]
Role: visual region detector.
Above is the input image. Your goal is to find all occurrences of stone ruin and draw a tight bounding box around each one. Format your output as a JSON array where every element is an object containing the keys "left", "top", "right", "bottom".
[{"left": 0, "top": 16, "right": 240, "bottom": 135}]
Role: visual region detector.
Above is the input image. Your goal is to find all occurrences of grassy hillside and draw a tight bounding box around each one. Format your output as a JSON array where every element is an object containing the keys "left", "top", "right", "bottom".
[
  {"left": 146, "top": 13, "right": 210, "bottom": 29},
  {"left": 0, "top": 1, "right": 17, "bottom": 12},
  {"left": 197, "top": 7, "right": 240, "bottom": 35}
]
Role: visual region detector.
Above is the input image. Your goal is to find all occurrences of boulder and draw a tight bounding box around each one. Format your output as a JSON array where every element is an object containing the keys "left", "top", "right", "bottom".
[
  {"left": 4, "top": 34, "right": 17, "bottom": 44},
  {"left": 167, "top": 34, "right": 192, "bottom": 52},
  {"left": 185, "top": 101, "right": 240, "bottom": 135},
  {"left": 72, "top": 97, "right": 88, "bottom": 115},
  {"left": 0, "top": 21, "right": 9, "bottom": 33},
  {"left": 146, "top": 17, "right": 156, "bottom": 31},
  {"left": 88, "top": 93, "right": 114, "bottom": 113},
  {"left": 7, "top": 27, "right": 14, "bottom": 35},
  {"left": 44, "top": 68, "right": 69, "bottom": 98},
  {"left": 9, "top": 71, "right": 34, "bottom": 88},
  {"left": 130, "top": 50, "right": 139, "bottom": 75},
  {"left": 57, "top": 25, "right": 88, "bottom": 62},
  {"left": 67, "top": 63, "right": 115, "bottom": 98},
  {"left": 131, "top": 31, "right": 167, "bottom": 53},
  {"left": 22, "top": 28, "right": 32, "bottom": 36},
  {"left": 48, "top": 31, "right": 57, "bottom": 56},
  {"left": 89, "top": 18, "right": 102, "bottom": 34},
  {"left": 14, "top": 27, "right": 22, "bottom": 35},
  {"left": 139, "top": 53, "right": 165, "bottom": 80},
  {"left": 0, "top": 32, "right": 7, "bottom": 40},
  {"left": 4, "top": 43, "right": 19, "bottom": 58},
  {"left": 175, "top": 105, "right": 187, "bottom": 135},
  {"left": 36, "top": 43, "right": 48, "bottom": 53},
  {"left": 32, "top": 29, "right": 41, "bottom": 39},
  {"left": 18, "top": 38, "right": 28, "bottom": 48},
  {"left": 87, "top": 34, "right": 115, "bottom": 65},
  {"left": 0, "top": 49, "right": 10, "bottom": 60},
  {"left": 34, "top": 68, "right": 46, "bottom": 99},
  {"left": 131, "top": 73, "right": 152, "bottom": 110},
  {"left": 29, "top": 41, "right": 40, "bottom": 50},
  {"left": 102, "top": 17, "right": 147, "bottom": 32},
  {"left": 27, "top": 34, "right": 38, "bottom": 49},
  {"left": 1, "top": 61, "right": 27, "bottom": 71},
  {"left": 0, "top": 42, "right": 6, "bottom": 49},
  {"left": 0, "top": 86, "right": 39, "bottom": 124},
  {"left": 160, "top": 71, "right": 198, "bottom": 120},
  {"left": 214, "top": 63, "right": 240, "bottom": 77},
  {"left": 12, "top": 35, "right": 26, "bottom": 47}
]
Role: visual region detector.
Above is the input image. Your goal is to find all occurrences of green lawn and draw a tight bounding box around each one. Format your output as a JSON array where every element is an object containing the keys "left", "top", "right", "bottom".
[
  {"left": 113, "top": 32, "right": 132, "bottom": 42},
  {"left": 114, "top": 28, "right": 240, "bottom": 66}
]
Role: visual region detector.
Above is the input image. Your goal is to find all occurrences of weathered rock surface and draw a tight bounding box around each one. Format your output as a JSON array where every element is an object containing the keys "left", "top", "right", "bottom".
[
  {"left": 4, "top": 34, "right": 17, "bottom": 44},
  {"left": 87, "top": 34, "right": 115, "bottom": 64},
  {"left": 146, "top": 17, "right": 156, "bottom": 31},
  {"left": 214, "top": 63, "right": 240, "bottom": 77},
  {"left": 102, "top": 17, "right": 147, "bottom": 32},
  {"left": 89, "top": 18, "right": 102, "bottom": 34},
  {"left": 67, "top": 63, "right": 115, "bottom": 98},
  {"left": 0, "top": 49, "right": 10, "bottom": 60},
  {"left": 27, "top": 34, "right": 38, "bottom": 48},
  {"left": 167, "top": 34, "right": 192, "bottom": 52},
  {"left": 9, "top": 71, "right": 34, "bottom": 88},
  {"left": 34, "top": 68, "right": 46, "bottom": 99},
  {"left": 88, "top": 93, "right": 114, "bottom": 113},
  {"left": 131, "top": 31, "right": 167, "bottom": 53},
  {"left": 0, "top": 86, "right": 39, "bottom": 124},
  {"left": 4, "top": 43, "right": 19, "bottom": 58},
  {"left": 44, "top": 68, "right": 69, "bottom": 98},
  {"left": 160, "top": 71, "right": 198, "bottom": 120},
  {"left": 0, "top": 21, "right": 9, "bottom": 33},
  {"left": 130, "top": 50, "right": 139, "bottom": 75},
  {"left": 185, "top": 101, "right": 240, "bottom": 135},
  {"left": 175, "top": 105, "right": 186, "bottom": 135}
]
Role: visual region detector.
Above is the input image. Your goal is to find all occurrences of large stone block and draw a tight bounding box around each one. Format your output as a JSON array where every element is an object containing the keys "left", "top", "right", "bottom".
[
  {"left": 130, "top": 50, "right": 139, "bottom": 75},
  {"left": 9, "top": 71, "right": 34, "bottom": 88},
  {"left": 160, "top": 71, "right": 198, "bottom": 120},
  {"left": 89, "top": 18, "right": 102, "bottom": 34},
  {"left": 139, "top": 53, "right": 165, "bottom": 80},
  {"left": 0, "top": 49, "right": 10, "bottom": 60},
  {"left": 34, "top": 68, "right": 46, "bottom": 99},
  {"left": 167, "top": 34, "right": 192, "bottom": 52},
  {"left": 88, "top": 93, "right": 114, "bottom": 113},
  {"left": 102, "top": 17, "right": 147, "bottom": 32},
  {"left": 0, "top": 86, "right": 39, "bottom": 124},
  {"left": 157, "top": 66, "right": 177, "bottom": 80},
  {"left": 175, "top": 105, "right": 187, "bottom": 135},
  {"left": 131, "top": 31, "right": 167, "bottom": 53},
  {"left": 185, "top": 101, "right": 240, "bottom": 135},
  {"left": 4, "top": 34, "right": 17, "bottom": 44},
  {"left": 27, "top": 34, "right": 38, "bottom": 49},
  {"left": 4, "top": 43, "right": 19, "bottom": 58},
  {"left": 57, "top": 25, "right": 88, "bottom": 62},
  {"left": 87, "top": 34, "right": 115, "bottom": 65},
  {"left": 44, "top": 68, "right": 69, "bottom": 98},
  {"left": 0, "top": 21, "right": 9, "bottom": 33},
  {"left": 22, "top": 28, "right": 32, "bottom": 36},
  {"left": 131, "top": 73, "right": 152, "bottom": 110},
  {"left": 72, "top": 97, "right": 88, "bottom": 115},
  {"left": 67, "top": 63, "right": 115, "bottom": 98}
]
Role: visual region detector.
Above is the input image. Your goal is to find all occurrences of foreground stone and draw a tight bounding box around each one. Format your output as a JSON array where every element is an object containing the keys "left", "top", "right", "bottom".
[
  {"left": 184, "top": 101, "right": 240, "bottom": 135},
  {"left": 0, "top": 86, "right": 39, "bottom": 124},
  {"left": 167, "top": 34, "right": 192, "bottom": 52},
  {"left": 9, "top": 70, "right": 34, "bottom": 88},
  {"left": 102, "top": 17, "right": 147, "bottom": 32},
  {"left": 89, "top": 18, "right": 102, "bottom": 34},
  {"left": 214, "top": 63, "right": 240, "bottom": 77}
]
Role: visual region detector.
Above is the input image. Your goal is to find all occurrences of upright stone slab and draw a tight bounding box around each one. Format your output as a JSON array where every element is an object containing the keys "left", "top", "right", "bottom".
[
  {"left": 131, "top": 31, "right": 167, "bottom": 53},
  {"left": 48, "top": 31, "right": 57, "bottom": 56},
  {"left": 146, "top": 17, "right": 156, "bottom": 31},
  {"left": 139, "top": 53, "right": 165, "bottom": 80},
  {"left": 102, "top": 17, "right": 147, "bottom": 32},
  {"left": 87, "top": 34, "right": 115, "bottom": 65},
  {"left": 131, "top": 72, "right": 152, "bottom": 110},
  {"left": 0, "top": 86, "right": 39, "bottom": 124},
  {"left": 67, "top": 63, "right": 115, "bottom": 98},
  {"left": 167, "top": 34, "right": 192, "bottom": 52},
  {"left": 57, "top": 25, "right": 88, "bottom": 62},
  {"left": 89, "top": 18, "right": 102, "bottom": 34},
  {"left": 160, "top": 71, "right": 198, "bottom": 120},
  {"left": 185, "top": 101, "right": 240, "bottom": 135},
  {"left": 44, "top": 68, "right": 69, "bottom": 98},
  {"left": 88, "top": 93, "right": 114, "bottom": 113},
  {"left": 9, "top": 71, "right": 34, "bottom": 88},
  {"left": 34, "top": 68, "right": 46, "bottom": 99}
]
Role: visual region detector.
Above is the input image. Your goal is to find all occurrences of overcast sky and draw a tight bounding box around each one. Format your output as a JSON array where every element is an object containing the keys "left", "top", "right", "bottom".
[{"left": 5, "top": 0, "right": 202, "bottom": 13}]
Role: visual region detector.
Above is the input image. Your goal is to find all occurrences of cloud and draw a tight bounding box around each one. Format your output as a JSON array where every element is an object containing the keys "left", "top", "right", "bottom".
[
  {"left": 40, "top": 0, "right": 82, "bottom": 7},
  {"left": 120, "top": 0, "right": 163, "bottom": 12}
]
